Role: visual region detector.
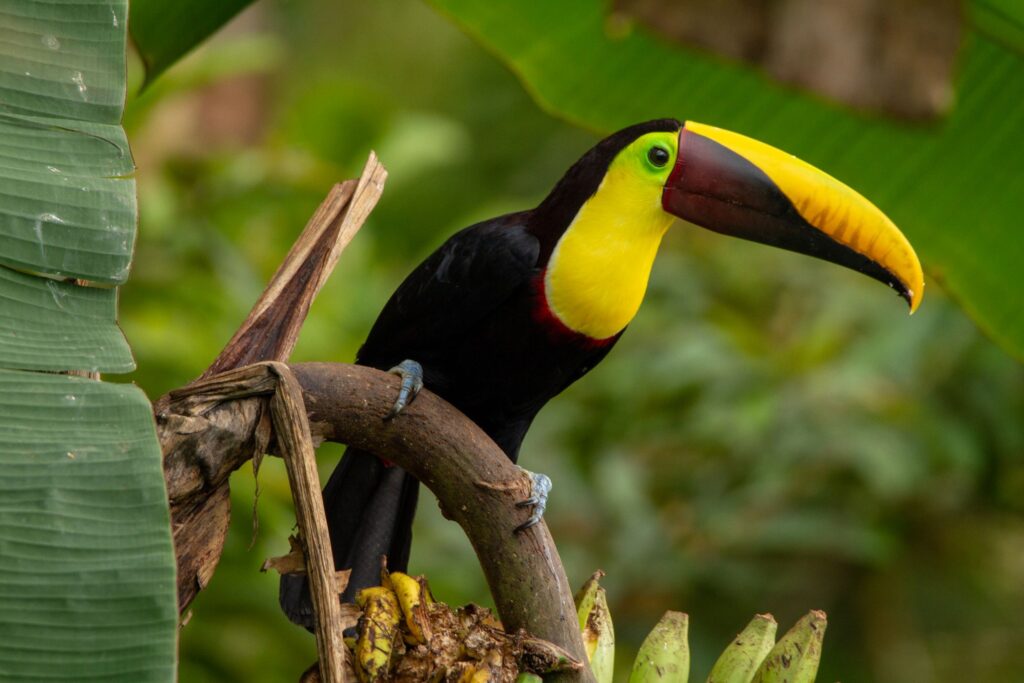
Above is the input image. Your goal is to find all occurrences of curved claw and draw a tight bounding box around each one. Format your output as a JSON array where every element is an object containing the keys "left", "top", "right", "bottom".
[
  {"left": 514, "top": 470, "right": 552, "bottom": 533},
  {"left": 385, "top": 359, "right": 424, "bottom": 420}
]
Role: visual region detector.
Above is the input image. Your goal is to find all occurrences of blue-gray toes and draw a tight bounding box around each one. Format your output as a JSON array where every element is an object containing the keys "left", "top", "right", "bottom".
[
  {"left": 385, "top": 359, "right": 424, "bottom": 419},
  {"left": 514, "top": 470, "right": 553, "bottom": 533}
]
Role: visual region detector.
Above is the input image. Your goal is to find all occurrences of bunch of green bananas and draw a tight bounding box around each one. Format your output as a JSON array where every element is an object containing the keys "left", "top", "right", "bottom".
[
  {"left": 349, "top": 568, "right": 826, "bottom": 682},
  {"left": 542, "top": 572, "right": 827, "bottom": 683}
]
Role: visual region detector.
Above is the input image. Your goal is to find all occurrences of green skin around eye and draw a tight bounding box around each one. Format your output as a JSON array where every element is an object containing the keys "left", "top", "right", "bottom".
[{"left": 632, "top": 132, "right": 677, "bottom": 181}]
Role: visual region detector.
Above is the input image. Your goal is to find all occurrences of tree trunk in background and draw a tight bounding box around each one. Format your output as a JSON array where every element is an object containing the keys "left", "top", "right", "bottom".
[{"left": 614, "top": 0, "right": 960, "bottom": 119}]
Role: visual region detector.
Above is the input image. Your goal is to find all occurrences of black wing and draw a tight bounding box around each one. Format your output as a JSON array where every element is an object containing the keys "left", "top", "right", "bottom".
[{"left": 356, "top": 212, "right": 539, "bottom": 370}]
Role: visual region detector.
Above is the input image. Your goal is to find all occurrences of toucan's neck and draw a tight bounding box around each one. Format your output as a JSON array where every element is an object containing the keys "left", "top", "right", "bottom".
[
  {"left": 530, "top": 119, "right": 681, "bottom": 262},
  {"left": 527, "top": 120, "right": 682, "bottom": 340},
  {"left": 540, "top": 168, "right": 672, "bottom": 341}
]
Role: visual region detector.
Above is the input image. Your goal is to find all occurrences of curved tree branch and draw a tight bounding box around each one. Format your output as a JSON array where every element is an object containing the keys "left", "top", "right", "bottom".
[
  {"left": 159, "top": 361, "right": 593, "bottom": 682},
  {"left": 291, "top": 362, "right": 591, "bottom": 682}
]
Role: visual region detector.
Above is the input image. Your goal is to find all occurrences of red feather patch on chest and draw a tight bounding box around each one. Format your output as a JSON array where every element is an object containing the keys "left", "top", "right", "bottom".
[{"left": 531, "top": 271, "right": 617, "bottom": 350}]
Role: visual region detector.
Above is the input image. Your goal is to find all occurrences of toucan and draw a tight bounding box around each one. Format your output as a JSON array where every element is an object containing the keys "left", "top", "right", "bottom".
[{"left": 279, "top": 118, "right": 923, "bottom": 627}]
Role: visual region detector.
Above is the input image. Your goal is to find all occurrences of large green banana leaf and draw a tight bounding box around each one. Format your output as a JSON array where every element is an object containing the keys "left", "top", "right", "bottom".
[
  {"left": 970, "top": 0, "right": 1024, "bottom": 52},
  {"left": 0, "top": 0, "right": 177, "bottom": 680},
  {"left": 430, "top": 0, "right": 1024, "bottom": 360},
  {"left": 129, "top": 0, "right": 253, "bottom": 86},
  {"left": 0, "top": 1, "right": 135, "bottom": 285},
  {"left": 0, "top": 0, "right": 137, "bottom": 371},
  {"left": 0, "top": 370, "right": 175, "bottom": 681}
]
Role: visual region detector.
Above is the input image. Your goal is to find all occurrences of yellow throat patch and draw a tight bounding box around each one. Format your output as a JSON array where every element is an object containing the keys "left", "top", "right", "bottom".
[{"left": 544, "top": 132, "right": 677, "bottom": 340}]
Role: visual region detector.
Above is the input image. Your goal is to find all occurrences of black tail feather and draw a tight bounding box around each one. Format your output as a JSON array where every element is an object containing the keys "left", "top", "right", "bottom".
[{"left": 279, "top": 448, "right": 420, "bottom": 629}]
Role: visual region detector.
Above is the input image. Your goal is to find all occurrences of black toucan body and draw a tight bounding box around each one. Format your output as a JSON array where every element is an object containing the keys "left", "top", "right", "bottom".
[{"left": 280, "top": 119, "right": 923, "bottom": 626}]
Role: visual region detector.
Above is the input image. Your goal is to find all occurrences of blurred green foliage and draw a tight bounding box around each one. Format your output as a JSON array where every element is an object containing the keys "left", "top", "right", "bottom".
[
  {"left": 129, "top": 0, "right": 253, "bottom": 85},
  {"left": 121, "top": 2, "right": 1024, "bottom": 682}
]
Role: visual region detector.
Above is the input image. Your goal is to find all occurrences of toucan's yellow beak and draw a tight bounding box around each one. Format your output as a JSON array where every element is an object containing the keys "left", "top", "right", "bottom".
[{"left": 662, "top": 121, "right": 923, "bottom": 313}]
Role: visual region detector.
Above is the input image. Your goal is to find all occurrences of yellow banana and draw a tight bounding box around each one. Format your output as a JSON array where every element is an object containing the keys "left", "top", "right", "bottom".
[
  {"left": 455, "top": 664, "right": 493, "bottom": 683},
  {"left": 706, "top": 614, "right": 777, "bottom": 683},
  {"left": 629, "top": 611, "right": 690, "bottom": 682},
  {"left": 354, "top": 586, "right": 403, "bottom": 682},
  {"left": 389, "top": 571, "right": 433, "bottom": 645},
  {"left": 575, "top": 571, "right": 614, "bottom": 683},
  {"left": 751, "top": 611, "right": 827, "bottom": 683}
]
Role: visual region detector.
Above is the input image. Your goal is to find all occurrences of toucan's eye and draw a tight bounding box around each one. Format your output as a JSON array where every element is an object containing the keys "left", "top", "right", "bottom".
[{"left": 648, "top": 146, "right": 670, "bottom": 167}]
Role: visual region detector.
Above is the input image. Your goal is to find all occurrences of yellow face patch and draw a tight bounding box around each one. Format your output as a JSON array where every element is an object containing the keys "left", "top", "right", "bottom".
[{"left": 544, "top": 131, "right": 678, "bottom": 340}]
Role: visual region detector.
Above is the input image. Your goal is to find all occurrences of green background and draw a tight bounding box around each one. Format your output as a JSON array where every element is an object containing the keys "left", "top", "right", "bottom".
[{"left": 120, "top": 1, "right": 1024, "bottom": 681}]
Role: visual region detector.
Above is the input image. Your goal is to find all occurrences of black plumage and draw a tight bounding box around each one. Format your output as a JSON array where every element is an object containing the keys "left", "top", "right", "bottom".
[{"left": 280, "top": 120, "right": 682, "bottom": 627}]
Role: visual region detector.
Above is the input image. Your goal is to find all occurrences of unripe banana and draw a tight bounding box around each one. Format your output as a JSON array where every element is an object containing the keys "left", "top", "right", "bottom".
[
  {"left": 575, "top": 571, "right": 614, "bottom": 683},
  {"left": 389, "top": 571, "right": 432, "bottom": 645},
  {"left": 628, "top": 611, "right": 689, "bottom": 682},
  {"left": 515, "top": 675, "right": 544, "bottom": 683},
  {"left": 706, "top": 614, "right": 777, "bottom": 683},
  {"left": 751, "top": 611, "right": 826, "bottom": 683},
  {"left": 354, "top": 586, "right": 403, "bottom": 682}
]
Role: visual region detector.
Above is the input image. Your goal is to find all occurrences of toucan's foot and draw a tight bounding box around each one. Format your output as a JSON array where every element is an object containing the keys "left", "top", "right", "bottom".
[
  {"left": 385, "top": 359, "right": 424, "bottom": 419},
  {"left": 514, "top": 469, "right": 552, "bottom": 533}
]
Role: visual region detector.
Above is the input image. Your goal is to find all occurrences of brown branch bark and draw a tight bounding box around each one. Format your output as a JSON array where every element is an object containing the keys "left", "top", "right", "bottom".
[
  {"left": 202, "top": 154, "right": 387, "bottom": 379},
  {"left": 161, "top": 362, "right": 357, "bottom": 683},
  {"left": 159, "top": 154, "right": 386, "bottom": 611},
  {"left": 268, "top": 362, "right": 352, "bottom": 682}
]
